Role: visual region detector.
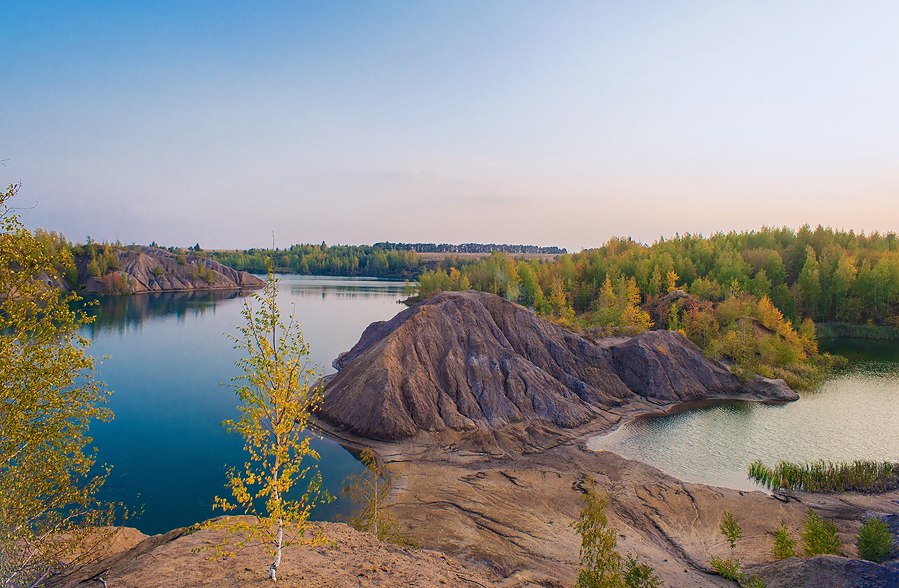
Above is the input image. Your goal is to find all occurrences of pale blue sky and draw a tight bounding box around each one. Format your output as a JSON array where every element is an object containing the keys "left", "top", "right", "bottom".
[{"left": 2, "top": 1, "right": 898, "bottom": 250}]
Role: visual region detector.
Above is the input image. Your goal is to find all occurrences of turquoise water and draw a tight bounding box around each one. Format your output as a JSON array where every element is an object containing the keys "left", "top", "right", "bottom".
[
  {"left": 588, "top": 339, "right": 899, "bottom": 491},
  {"left": 86, "top": 276, "right": 408, "bottom": 534}
]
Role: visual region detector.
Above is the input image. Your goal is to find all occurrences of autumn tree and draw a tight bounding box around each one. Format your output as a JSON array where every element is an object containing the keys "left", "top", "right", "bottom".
[
  {"left": 211, "top": 271, "right": 329, "bottom": 581},
  {"left": 574, "top": 479, "right": 623, "bottom": 588},
  {"left": 1, "top": 183, "right": 116, "bottom": 587},
  {"left": 573, "top": 478, "right": 661, "bottom": 588}
]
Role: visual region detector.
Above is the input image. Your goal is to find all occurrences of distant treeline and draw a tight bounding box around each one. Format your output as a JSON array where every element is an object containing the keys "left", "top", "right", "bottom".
[
  {"left": 206, "top": 244, "right": 434, "bottom": 278},
  {"left": 205, "top": 242, "right": 565, "bottom": 278},
  {"left": 372, "top": 242, "right": 567, "bottom": 255},
  {"left": 417, "top": 226, "right": 899, "bottom": 388},
  {"left": 420, "top": 226, "right": 899, "bottom": 327}
]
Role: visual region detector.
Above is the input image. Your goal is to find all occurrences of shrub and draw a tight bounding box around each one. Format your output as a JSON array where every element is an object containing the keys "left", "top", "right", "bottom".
[
  {"left": 709, "top": 557, "right": 741, "bottom": 581},
  {"left": 856, "top": 518, "right": 894, "bottom": 563},
  {"left": 622, "top": 555, "right": 661, "bottom": 588},
  {"left": 720, "top": 511, "right": 743, "bottom": 550},
  {"left": 772, "top": 521, "right": 796, "bottom": 559},
  {"left": 742, "top": 577, "right": 766, "bottom": 588},
  {"left": 801, "top": 511, "right": 841, "bottom": 557}
]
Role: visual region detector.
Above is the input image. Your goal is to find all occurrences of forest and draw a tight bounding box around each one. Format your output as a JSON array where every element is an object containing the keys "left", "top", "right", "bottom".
[
  {"left": 417, "top": 226, "right": 899, "bottom": 388},
  {"left": 207, "top": 243, "right": 444, "bottom": 278}
]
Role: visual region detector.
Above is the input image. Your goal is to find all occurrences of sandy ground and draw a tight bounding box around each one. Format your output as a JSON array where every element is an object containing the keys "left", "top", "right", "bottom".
[
  {"left": 334, "top": 422, "right": 898, "bottom": 588},
  {"left": 50, "top": 520, "right": 499, "bottom": 588}
]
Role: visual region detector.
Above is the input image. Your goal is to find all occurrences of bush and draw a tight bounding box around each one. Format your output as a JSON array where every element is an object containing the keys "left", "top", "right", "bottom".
[
  {"left": 709, "top": 557, "right": 741, "bottom": 581},
  {"left": 623, "top": 555, "right": 661, "bottom": 588},
  {"left": 801, "top": 511, "right": 841, "bottom": 557},
  {"left": 772, "top": 521, "right": 797, "bottom": 559},
  {"left": 856, "top": 518, "right": 894, "bottom": 563},
  {"left": 720, "top": 511, "right": 743, "bottom": 549}
]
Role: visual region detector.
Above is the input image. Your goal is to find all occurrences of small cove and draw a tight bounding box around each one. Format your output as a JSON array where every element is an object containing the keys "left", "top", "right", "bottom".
[{"left": 588, "top": 339, "right": 899, "bottom": 491}]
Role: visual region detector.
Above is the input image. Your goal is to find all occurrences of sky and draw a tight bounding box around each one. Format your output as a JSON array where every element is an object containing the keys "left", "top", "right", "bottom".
[{"left": 2, "top": 1, "right": 898, "bottom": 251}]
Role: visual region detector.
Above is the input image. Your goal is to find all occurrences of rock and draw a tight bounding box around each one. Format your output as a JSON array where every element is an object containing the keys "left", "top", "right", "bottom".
[
  {"left": 48, "top": 520, "right": 498, "bottom": 588},
  {"left": 645, "top": 289, "right": 694, "bottom": 327},
  {"left": 747, "top": 555, "right": 899, "bottom": 588},
  {"left": 317, "top": 291, "right": 797, "bottom": 443},
  {"left": 76, "top": 247, "right": 264, "bottom": 294}
]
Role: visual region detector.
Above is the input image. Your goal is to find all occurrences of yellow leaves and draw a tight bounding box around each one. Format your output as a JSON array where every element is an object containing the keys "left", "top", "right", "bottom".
[
  {"left": 1, "top": 183, "right": 117, "bottom": 584},
  {"left": 211, "top": 272, "right": 332, "bottom": 565},
  {"left": 666, "top": 270, "right": 680, "bottom": 293}
]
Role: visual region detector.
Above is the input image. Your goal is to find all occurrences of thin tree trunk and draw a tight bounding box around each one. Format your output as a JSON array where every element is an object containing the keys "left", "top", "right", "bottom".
[{"left": 269, "top": 519, "right": 283, "bottom": 581}]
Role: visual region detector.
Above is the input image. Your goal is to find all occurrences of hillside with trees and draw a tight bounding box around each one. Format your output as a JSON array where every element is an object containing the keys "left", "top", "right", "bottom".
[{"left": 416, "top": 226, "right": 899, "bottom": 388}]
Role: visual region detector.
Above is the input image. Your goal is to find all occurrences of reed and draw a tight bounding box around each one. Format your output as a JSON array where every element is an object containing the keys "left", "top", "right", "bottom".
[{"left": 747, "top": 459, "right": 899, "bottom": 493}]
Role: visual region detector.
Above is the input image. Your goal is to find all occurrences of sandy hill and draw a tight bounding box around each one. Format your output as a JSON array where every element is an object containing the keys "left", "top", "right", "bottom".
[
  {"left": 318, "top": 291, "right": 796, "bottom": 444},
  {"left": 76, "top": 247, "right": 264, "bottom": 294}
]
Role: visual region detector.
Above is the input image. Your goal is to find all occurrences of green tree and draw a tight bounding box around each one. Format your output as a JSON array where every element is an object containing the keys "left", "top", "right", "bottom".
[
  {"left": 797, "top": 247, "right": 821, "bottom": 320},
  {"left": 856, "top": 518, "right": 894, "bottom": 563},
  {"left": 622, "top": 555, "right": 662, "bottom": 588},
  {"left": 211, "top": 271, "right": 330, "bottom": 581},
  {"left": 574, "top": 479, "right": 623, "bottom": 588},
  {"left": 801, "top": 510, "right": 841, "bottom": 557},
  {"left": 710, "top": 511, "right": 742, "bottom": 582},
  {"left": 720, "top": 511, "right": 743, "bottom": 550},
  {"left": 772, "top": 521, "right": 796, "bottom": 559},
  {"left": 517, "top": 262, "right": 542, "bottom": 308},
  {"left": 1, "top": 183, "right": 117, "bottom": 587}
]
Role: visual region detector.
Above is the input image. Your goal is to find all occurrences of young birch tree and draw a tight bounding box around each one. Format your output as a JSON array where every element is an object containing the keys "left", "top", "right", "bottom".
[
  {"left": 0, "top": 183, "right": 116, "bottom": 587},
  {"left": 212, "top": 270, "right": 328, "bottom": 582}
]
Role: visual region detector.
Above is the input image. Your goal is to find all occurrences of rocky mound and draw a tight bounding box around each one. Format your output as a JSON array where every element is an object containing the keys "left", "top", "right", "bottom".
[
  {"left": 318, "top": 291, "right": 796, "bottom": 442},
  {"left": 77, "top": 247, "right": 264, "bottom": 294}
]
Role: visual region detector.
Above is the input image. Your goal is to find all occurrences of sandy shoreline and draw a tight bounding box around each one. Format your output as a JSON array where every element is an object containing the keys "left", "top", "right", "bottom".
[{"left": 314, "top": 391, "right": 897, "bottom": 587}]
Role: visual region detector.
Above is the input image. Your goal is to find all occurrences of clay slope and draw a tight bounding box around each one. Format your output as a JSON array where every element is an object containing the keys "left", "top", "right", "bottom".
[
  {"left": 318, "top": 291, "right": 796, "bottom": 442},
  {"left": 78, "top": 247, "right": 264, "bottom": 294}
]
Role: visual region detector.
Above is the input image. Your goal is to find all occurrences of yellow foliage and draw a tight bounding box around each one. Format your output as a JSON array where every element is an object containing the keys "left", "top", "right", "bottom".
[
  {"left": 1, "top": 183, "right": 119, "bottom": 585},
  {"left": 207, "top": 271, "right": 331, "bottom": 580}
]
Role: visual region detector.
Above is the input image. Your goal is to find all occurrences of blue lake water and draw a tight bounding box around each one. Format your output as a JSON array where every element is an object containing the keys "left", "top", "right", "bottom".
[
  {"left": 588, "top": 339, "right": 899, "bottom": 491},
  {"left": 87, "top": 281, "right": 899, "bottom": 533},
  {"left": 86, "top": 275, "right": 409, "bottom": 535}
]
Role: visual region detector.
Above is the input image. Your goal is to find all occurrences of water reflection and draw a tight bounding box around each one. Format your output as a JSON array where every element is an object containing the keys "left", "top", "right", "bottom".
[
  {"left": 87, "top": 275, "right": 406, "bottom": 534},
  {"left": 83, "top": 289, "right": 252, "bottom": 336}
]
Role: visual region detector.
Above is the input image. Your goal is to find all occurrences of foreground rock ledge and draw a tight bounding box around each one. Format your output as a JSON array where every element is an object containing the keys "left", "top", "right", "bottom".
[{"left": 49, "top": 519, "right": 498, "bottom": 588}]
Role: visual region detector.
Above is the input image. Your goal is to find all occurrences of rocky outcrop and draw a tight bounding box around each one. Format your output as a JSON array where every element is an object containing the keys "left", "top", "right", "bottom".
[
  {"left": 748, "top": 555, "right": 899, "bottom": 588},
  {"left": 318, "top": 291, "right": 796, "bottom": 442},
  {"left": 48, "top": 520, "right": 498, "bottom": 588},
  {"left": 77, "top": 247, "right": 263, "bottom": 294}
]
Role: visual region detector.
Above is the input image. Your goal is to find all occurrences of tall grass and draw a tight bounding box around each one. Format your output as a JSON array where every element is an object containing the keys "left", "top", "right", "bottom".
[{"left": 748, "top": 460, "right": 899, "bottom": 493}]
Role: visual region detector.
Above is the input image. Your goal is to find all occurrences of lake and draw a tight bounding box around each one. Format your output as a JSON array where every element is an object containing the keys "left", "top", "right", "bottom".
[
  {"left": 588, "top": 338, "right": 899, "bottom": 491},
  {"left": 89, "top": 281, "right": 899, "bottom": 534},
  {"left": 87, "top": 275, "right": 409, "bottom": 535}
]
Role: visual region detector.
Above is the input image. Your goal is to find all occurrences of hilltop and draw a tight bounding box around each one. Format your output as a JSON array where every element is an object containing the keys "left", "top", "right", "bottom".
[
  {"left": 318, "top": 290, "right": 795, "bottom": 449},
  {"left": 71, "top": 246, "right": 264, "bottom": 295}
]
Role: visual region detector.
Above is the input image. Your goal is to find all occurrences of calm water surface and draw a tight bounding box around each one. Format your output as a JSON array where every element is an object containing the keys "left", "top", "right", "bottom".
[
  {"left": 588, "top": 339, "right": 899, "bottom": 491},
  {"left": 87, "top": 275, "right": 408, "bottom": 534}
]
